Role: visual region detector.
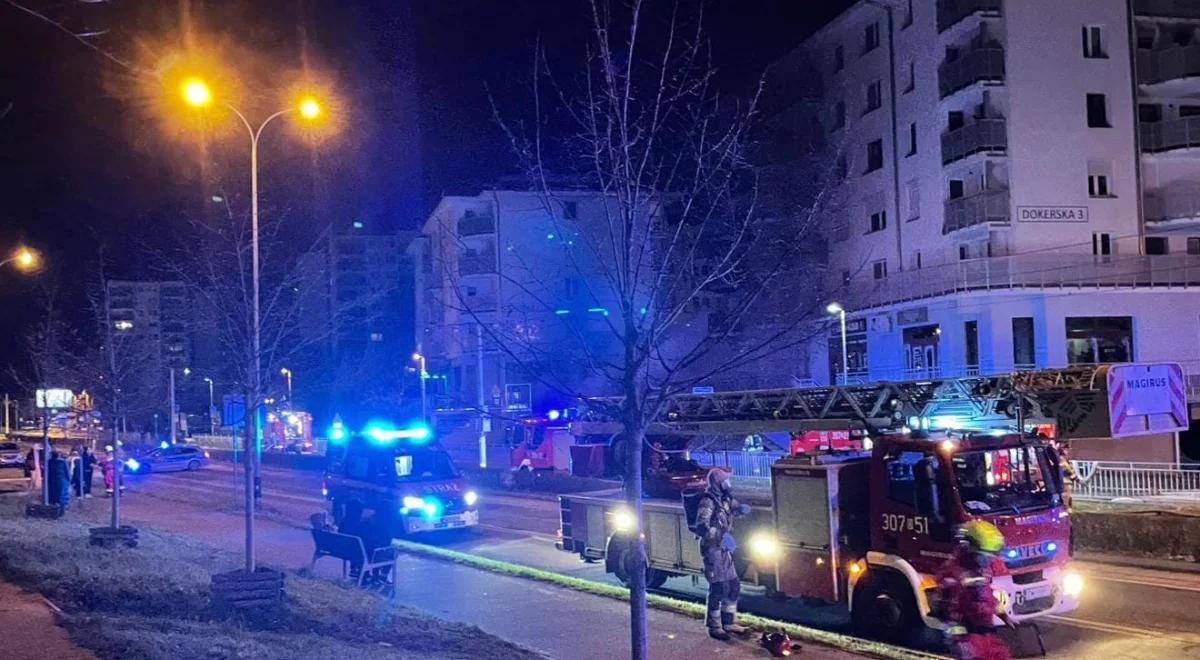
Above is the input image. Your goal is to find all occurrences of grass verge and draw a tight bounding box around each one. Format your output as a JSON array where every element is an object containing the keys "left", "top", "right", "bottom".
[
  {"left": 393, "top": 540, "right": 945, "bottom": 660},
  {"left": 0, "top": 497, "right": 538, "bottom": 660}
]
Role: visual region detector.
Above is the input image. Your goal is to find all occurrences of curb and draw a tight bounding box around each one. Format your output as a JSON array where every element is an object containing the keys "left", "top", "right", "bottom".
[
  {"left": 1075, "top": 551, "right": 1200, "bottom": 575},
  {"left": 392, "top": 540, "right": 946, "bottom": 660}
]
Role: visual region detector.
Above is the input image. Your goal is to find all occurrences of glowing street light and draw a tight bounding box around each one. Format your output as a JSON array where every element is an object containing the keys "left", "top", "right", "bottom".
[
  {"left": 3, "top": 246, "right": 41, "bottom": 272},
  {"left": 181, "top": 78, "right": 212, "bottom": 108},
  {"left": 299, "top": 97, "right": 321, "bottom": 120},
  {"left": 826, "top": 303, "right": 849, "bottom": 385},
  {"left": 412, "top": 352, "right": 429, "bottom": 423},
  {"left": 279, "top": 367, "right": 293, "bottom": 400}
]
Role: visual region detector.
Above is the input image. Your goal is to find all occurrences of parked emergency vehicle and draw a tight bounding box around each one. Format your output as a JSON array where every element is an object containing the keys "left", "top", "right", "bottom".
[{"left": 323, "top": 423, "right": 480, "bottom": 535}]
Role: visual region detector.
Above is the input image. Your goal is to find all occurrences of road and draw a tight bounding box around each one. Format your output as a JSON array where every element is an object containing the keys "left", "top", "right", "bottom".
[{"left": 103, "top": 461, "right": 1200, "bottom": 659}]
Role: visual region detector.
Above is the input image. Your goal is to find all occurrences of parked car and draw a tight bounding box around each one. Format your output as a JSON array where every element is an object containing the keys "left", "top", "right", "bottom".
[
  {"left": 124, "top": 445, "right": 210, "bottom": 474},
  {"left": 0, "top": 442, "right": 24, "bottom": 468}
]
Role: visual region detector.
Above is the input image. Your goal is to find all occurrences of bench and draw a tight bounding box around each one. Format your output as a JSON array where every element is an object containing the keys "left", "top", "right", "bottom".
[{"left": 309, "top": 528, "right": 395, "bottom": 589}]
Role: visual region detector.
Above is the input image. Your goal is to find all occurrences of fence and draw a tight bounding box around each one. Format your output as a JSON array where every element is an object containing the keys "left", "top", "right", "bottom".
[
  {"left": 691, "top": 450, "right": 783, "bottom": 487},
  {"left": 1072, "top": 461, "right": 1200, "bottom": 502}
]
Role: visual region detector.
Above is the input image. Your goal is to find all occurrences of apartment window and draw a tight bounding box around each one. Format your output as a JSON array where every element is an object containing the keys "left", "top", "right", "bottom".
[
  {"left": 866, "top": 139, "right": 884, "bottom": 172},
  {"left": 906, "top": 180, "right": 921, "bottom": 220},
  {"left": 948, "top": 179, "right": 964, "bottom": 199},
  {"left": 903, "top": 0, "right": 914, "bottom": 28},
  {"left": 370, "top": 332, "right": 384, "bottom": 342},
  {"left": 1092, "top": 232, "right": 1112, "bottom": 256},
  {"left": 914, "top": 251, "right": 923, "bottom": 269},
  {"left": 865, "top": 80, "right": 882, "bottom": 114},
  {"left": 964, "top": 320, "right": 980, "bottom": 371},
  {"left": 1066, "top": 317, "right": 1133, "bottom": 364},
  {"left": 1139, "top": 103, "right": 1163, "bottom": 123},
  {"left": 834, "top": 45, "right": 845, "bottom": 72},
  {"left": 907, "top": 122, "right": 918, "bottom": 156},
  {"left": 864, "top": 23, "right": 881, "bottom": 54},
  {"left": 1082, "top": 26, "right": 1106, "bottom": 58},
  {"left": 832, "top": 100, "right": 846, "bottom": 130},
  {"left": 869, "top": 210, "right": 888, "bottom": 233},
  {"left": 1086, "top": 94, "right": 1111, "bottom": 128},
  {"left": 1181, "top": 105, "right": 1200, "bottom": 118},
  {"left": 904, "top": 61, "right": 915, "bottom": 93},
  {"left": 958, "top": 245, "right": 969, "bottom": 260},
  {"left": 948, "top": 110, "right": 965, "bottom": 131},
  {"left": 562, "top": 200, "right": 579, "bottom": 219},
  {"left": 1189, "top": 237, "right": 1200, "bottom": 255},
  {"left": 872, "top": 260, "right": 888, "bottom": 280},
  {"left": 1087, "top": 173, "right": 1111, "bottom": 197},
  {"left": 1012, "top": 317, "right": 1035, "bottom": 368},
  {"left": 1146, "top": 236, "right": 1169, "bottom": 255}
]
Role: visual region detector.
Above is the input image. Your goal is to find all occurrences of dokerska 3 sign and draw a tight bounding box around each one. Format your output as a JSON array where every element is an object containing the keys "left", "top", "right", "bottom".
[{"left": 1106, "top": 362, "right": 1189, "bottom": 438}]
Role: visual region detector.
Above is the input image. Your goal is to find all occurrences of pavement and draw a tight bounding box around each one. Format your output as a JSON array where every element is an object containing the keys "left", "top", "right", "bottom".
[
  {"left": 19, "top": 460, "right": 1200, "bottom": 659},
  {"left": 0, "top": 579, "right": 94, "bottom": 660}
]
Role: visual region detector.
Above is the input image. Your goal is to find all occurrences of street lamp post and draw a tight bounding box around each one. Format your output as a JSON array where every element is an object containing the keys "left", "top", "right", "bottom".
[
  {"left": 280, "top": 368, "right": 292, "bottom": 402},
  {"left": 182, "top": 78, "right": 323, "bottom": 573},
  {"left": 1, "top": 246, "right": 40, "bottom": 272},
  {"left": 203, "top": 377, "right": 215, "bottom": 435},
  {"left": 412, "top": 353, "right": 428, "bottom": 422},
  {"left": 827, "top": 303, "right": 849, "bottom": 386}
]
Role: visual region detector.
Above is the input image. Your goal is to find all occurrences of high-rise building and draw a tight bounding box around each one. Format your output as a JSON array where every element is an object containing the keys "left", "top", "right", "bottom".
[
  {"left": 770, "top": 0, "right": 1200, "bottom": 461},
  {"left": 106, "top": 280, "right": 190, "bottom": 372}
]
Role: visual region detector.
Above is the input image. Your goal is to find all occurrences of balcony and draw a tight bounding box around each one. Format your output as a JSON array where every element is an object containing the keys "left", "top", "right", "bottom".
[
  {"left": 939, "top": 47, "right": 1005, "bottom": 98},
  {"left": 458, "top": 249, "right": 496, "bottom": 275},
  {"left": 457, "top": 214, "right": 495, "bottom": 237},
  {"left": 1138, "top": 45, "right": 1200, "bottom": 86},
  {"left": 937, "top": 0, "right": 1001, "bottom": 33},
  {"left": 1141, "top": 117, "right": 1200, "bottom": 153},
  {"left": 1134, "top": 0, "right": 1200, "bottom": 20},
  {"left": 943, "top": 189, "right": 1010, "bottom": 233},
  {"left": 941, "top": 118, "right": 1007, "bottom": 164},
  {"left": 838, "top": 253, "right": 1200, "bottom": 311},
  {"left": 1144, "top": 189, "right": 1200, "bottom": 223}
]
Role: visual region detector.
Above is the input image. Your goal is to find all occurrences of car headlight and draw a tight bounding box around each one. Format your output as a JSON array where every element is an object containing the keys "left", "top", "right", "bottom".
[
  {"left": 464, "top": 490, "right": 479, "bottom": 506},
  {"left": 749, "top": 532, "right": 780, "bottom": 561},
  {"left": 124, "top": 459, "right": 140, "bottom": 471},
  {"left": 611, "top": 507, "right": 636, "bottom": 533},
  {"left": 1063, "top": 571, "right": 1084, "bottom": 598},
  {"left": 402, "top": 495, "right": 424, "bottom": 511}
]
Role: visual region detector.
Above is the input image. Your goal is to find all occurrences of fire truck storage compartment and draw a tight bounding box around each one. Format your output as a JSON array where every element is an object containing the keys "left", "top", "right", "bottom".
[{"left": 770, "top": 455, "right": 870, "bottom": 602}]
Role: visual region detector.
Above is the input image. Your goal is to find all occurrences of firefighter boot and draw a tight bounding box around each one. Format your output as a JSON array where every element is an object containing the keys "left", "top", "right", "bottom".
[
  {"left": 722, "top": 608, "right": 749, "bottom": 636},
  {"left": 708, "top": 609, "right": 731, "bottom": 640}
]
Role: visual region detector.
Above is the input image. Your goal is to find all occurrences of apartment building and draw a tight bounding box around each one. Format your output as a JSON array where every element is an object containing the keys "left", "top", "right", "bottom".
[
  {"left": 106, "top": 280, "right": 191, "bottom": 372},
  {"left": 779, "top": 0, "right": 1200, "bottom": 461},
  {"left": 413, "top": 190, "right": 627, "bottom": 414}
]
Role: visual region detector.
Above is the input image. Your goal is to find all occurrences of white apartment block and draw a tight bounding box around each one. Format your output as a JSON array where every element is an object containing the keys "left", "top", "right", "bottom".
[{"left": 783, "top": 0, "right": 1200, "bottom": 461}]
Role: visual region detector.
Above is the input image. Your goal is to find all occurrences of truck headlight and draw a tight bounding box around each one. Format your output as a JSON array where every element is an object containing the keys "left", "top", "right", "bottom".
[
  {"left": 1063, "top": 571, "right": 1084, "bottom": 598},
  {"left": 749, "top": 532, "right": 780, "bottom": 560},
  {"left": 611, "top": 508, "right": 636, "bottom": 533},
  {"left": 464, "top": 490, "right": 479, "bottom": 506}
]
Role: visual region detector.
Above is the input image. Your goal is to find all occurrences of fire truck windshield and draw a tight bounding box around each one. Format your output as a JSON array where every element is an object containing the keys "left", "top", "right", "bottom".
[{"left": 951, "top": 446, "right": 1060, "bottom": 515}]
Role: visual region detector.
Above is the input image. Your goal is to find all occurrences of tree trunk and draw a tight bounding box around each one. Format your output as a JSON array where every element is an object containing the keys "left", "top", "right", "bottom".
[{"left": 624, "top": 419, "right": 648, "bottom": 660}]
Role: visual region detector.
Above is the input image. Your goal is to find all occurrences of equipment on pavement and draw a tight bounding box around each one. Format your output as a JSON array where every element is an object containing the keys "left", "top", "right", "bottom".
[{"left": 760, "top": 631, "right": 801, "bottom": 657}]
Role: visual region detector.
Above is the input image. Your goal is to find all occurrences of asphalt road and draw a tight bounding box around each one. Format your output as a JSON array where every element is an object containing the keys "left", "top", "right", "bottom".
[{"left": 104, "top": 461, "right": 1200, "bottom": 659}]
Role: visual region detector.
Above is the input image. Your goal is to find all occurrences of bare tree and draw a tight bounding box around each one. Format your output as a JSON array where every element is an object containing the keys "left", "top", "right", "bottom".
[{"left": 469, "top": 2, "right": 835, "bottom": 656}]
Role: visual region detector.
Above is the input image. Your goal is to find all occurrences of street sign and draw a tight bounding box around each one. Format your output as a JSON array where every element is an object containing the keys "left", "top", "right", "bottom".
[
  {"left": 1106, "top": 362, "right": 1188, "bottom": 438},
  {"left": 36, "top": 389, "right": 74, "bottom": 410},
  {"left": 223, "top": 395, "right": 246, "bottom": 428}
]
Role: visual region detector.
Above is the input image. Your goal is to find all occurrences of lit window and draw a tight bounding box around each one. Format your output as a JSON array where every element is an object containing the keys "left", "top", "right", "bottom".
[
  {"left": 114, "top": 321, "right": 133, "bottom": 331},
  {"left": 370, "top": 332, "right": 384, "bottom": 342}
]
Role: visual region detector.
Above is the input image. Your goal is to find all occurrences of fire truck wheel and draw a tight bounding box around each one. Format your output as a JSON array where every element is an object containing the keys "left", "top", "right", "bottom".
[
  {"left": 612, "top": 545, "right": 668, "bottom": 589},
  {"left": 852, "top": 573, "right": 918, "bottom": 643}
]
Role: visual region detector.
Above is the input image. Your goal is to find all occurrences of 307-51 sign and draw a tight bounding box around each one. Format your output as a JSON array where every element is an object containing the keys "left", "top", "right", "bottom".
[{"left": 882, "top": 513, "right": 930, "bottom": 535}]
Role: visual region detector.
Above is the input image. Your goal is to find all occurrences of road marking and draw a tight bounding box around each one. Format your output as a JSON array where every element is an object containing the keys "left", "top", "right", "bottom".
[{"left": 1046, "top": 614, "right": 1200, "bottom": 644}]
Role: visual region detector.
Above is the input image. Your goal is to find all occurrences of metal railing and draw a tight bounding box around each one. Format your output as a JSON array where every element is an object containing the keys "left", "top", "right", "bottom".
[
  {"left": 837, "top": 253, "right": 1200, "bottom": 311},
  {"left": 937, "top": 0, "right": 1002, "bottom": 33},
  {"left": 943, "top": 189, "right": 1010, "bottom": 233},
  {"left": 458, "top": 250, "right": 497, "bottom": 275},
  {"left": 942, "top": 118, "right": 1007, "bottom": 164},
  {"left": 939, "top": 47, "right": 1005, "bottom": 98},
  {"left": 1141, "top": 116, "right": 1200, "bottom": 153},
  {"left": 1138, "top": 45, "right": 1200, "bottom": 85},
  {"left": 1134, "top": 0, "right": 1200, "bottom": 20},
  {"left": 457, "top": 214, "right": 496, "bottom": 237},
  {"left": 1143, "top": 188, "right": 1200, "bottom": 223},
  {"left": 1073, "top": 461, "right": 1200, "bottom": 501},
  {"left": 692, "top": 450, "right": 784, "bottom": 485}
]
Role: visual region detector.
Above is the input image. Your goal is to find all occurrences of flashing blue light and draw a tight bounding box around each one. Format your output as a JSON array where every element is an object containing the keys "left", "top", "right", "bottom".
[
  {"left": 554, "top": 309, "right": 570, "bottom": 316},
  {"left": 547, "top": 409, "right": 561, "bottom": 421},
  {"left": 363, "top": 420, "right": 432, "bottom": 444},
  {"left": 587, "top": 307, "right": 609, "bottom": 317},
  {"left": 639, "top": 307, "right": 648, "bottom": 315},
  {"left": 159, "top": 441, "right": 170, "bottom": 450},
  {"left": 328, "top": 423, "right": 348, "bottom": 443},
  {"left": 124, "top": 459, "right": 141, "bottom": 471},
  {"left": 353, "top": 221, "right": 364, "bottom": 229},
  {"left": 546, "top": 233, "right": 556, "bottom": 240},
  {"left": 1005, "top": 549, "right": 1018, "bottom": 559},
  {"left": 1046, "top": 542, "right": 1058, "bottom": 553}
]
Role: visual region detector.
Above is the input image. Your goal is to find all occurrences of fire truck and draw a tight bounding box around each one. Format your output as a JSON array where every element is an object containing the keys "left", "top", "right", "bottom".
[{"left": 554, "top": 364, "right": 1189, "bottom": 640}]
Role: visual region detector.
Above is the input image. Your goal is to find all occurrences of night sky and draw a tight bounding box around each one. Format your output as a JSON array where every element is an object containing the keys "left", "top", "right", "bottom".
[{"left": 0, "top": 0, "right": 850, "bottom": 388}]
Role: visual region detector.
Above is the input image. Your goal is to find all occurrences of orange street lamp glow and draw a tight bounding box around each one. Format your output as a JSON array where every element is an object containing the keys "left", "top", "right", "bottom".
[
  {"left": 11, "top": 246, "right": 39, "bottom": 272},
  {"left": 298, "top": 97, "right": 321, "bottom": 120},
  {"left": 182, "top": 78, "right": 213, "bottom": 107}
]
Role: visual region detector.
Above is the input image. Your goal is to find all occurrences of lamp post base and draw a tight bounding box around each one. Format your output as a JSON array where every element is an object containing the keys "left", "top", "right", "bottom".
[{"left": 25, "top": 503, "right": 61, "bottom": 519}]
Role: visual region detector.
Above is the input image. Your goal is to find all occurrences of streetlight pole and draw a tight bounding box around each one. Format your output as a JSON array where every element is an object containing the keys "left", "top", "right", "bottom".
[
  {"left": 168, "top": 367, "right": 177, "bottom": 446},
  {"left": 412, "top": 353, "right": 428, "bottom": 423},
  {"left": 827, "top": 303, "right": 849, "bottom": 385},
  {"left": 204, "top": 378, "right": 215, "bottom": 435},
  {"left": 280, "top": 368, "right": 292, "bottom": 402}
]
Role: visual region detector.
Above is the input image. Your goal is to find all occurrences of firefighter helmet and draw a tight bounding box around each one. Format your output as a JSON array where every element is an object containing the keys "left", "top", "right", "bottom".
[{"left": 960, "top": 520, "right": 1005, "bottom": 554}]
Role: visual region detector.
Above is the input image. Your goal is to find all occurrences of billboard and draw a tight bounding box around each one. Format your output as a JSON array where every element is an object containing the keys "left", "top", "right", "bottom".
[{"left": 35, "top": 389, "right": 74, "bottom": 410}]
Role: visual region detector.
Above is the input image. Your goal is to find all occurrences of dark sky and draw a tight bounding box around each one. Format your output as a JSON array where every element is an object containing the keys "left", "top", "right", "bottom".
[{"left": 0, "top": 0, "right": 850, "bottom": 386}]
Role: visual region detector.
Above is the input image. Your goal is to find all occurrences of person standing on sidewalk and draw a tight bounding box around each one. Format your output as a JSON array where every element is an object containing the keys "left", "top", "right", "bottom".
[
  {"left": 47, "top": 451, "right": 70, "bottom": 512},
  {"left": 694, "top": 467, "right": 752, "bottom": 640},
  {"left": 76, "top": 446, "right": 96, "bottom": 498}
]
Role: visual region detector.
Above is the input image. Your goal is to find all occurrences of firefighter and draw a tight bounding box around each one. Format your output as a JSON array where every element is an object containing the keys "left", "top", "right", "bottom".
[
  {"left": 695, "top": 467, "right": 752, "bottom": 640},
  {"left": 936, "top": 520, "right": 1015, "bottom": 660}
]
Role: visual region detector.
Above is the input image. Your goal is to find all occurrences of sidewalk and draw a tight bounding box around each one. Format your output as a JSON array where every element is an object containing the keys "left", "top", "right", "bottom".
[{"left": 0, "top": 579, "right": 94, "bottom": 660}]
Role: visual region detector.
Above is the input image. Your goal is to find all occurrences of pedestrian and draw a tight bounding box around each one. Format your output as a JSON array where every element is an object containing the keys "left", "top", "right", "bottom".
[
  {"left": 694, "top": 467, "right": 752, "bottom": 640},
  {"left": 337, "top": 501, "right": 391, "bottom": 582},
  {"left": 80, "top": 446, "right": 96, "bottom": 497},
  {"left": 47, "top": 451, "right": 71, "bottom": 512},
  {"left": 25, "top": 447, "right": 41, "bottom": 491},
  {"left": 101, "top": 447, "right": 116, "bottom": 496},
  {"left": 936, "top": 520, "right": 1014, "bottom": 660}
]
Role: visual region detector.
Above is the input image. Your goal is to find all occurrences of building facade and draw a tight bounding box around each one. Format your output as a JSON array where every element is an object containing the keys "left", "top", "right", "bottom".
[
  {"left": 778, "top": 0, "right": 1200, "bottom": 460},
  {"left": 106, "top": 280, "right": 191, "bottom": 373}
]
